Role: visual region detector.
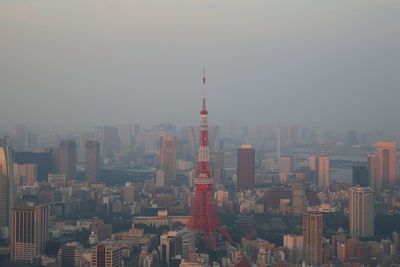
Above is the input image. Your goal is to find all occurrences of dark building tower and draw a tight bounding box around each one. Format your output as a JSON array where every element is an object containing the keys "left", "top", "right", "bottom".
[
  {"left": 237, "top": 145, "right": 255, "bottom": 191},
  {"left": 292, "top": 173, "right": 305, "bottom": 216},
  {"left": 58, "top": 140, "right": 77, "bottom": 179},
  {"left": 15, "top": 151, "right": 53, "bottom": 182},
  {"left": 352, "top": 166, "right": 369, "bottom": 187},
  {"left": 367, "top": 153, "right": 379, "bottom": 193},
  {"left": 11, "top": 205, "right": 48, "bottom": 263},
  {"left": 85, "top": 141, "right": 100, "bottom": 182},
  {"left": 57, "top": 242, "right": 84, "bottom": 267},
  {"left": 91, "top": 244, "right": 123, "bottom": 267},
  {"left": 160, "top": 135, "right": 177, "bottom": 185},
  {"left": 303, "top": 211, "right": 323, "bottom": 266},
  {"left": 0, "top": 146, "right": 14, "bottom": 239}
]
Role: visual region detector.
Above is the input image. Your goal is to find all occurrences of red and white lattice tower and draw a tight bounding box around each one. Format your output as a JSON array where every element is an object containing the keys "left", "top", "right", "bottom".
[{"left": 187, "top": 69, "right": 233, "bottom": 248}]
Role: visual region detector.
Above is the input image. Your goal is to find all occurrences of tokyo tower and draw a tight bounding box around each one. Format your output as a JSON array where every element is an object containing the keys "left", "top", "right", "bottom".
[{"left": 187, "top": 69, "right": 233, "bottom": 248}]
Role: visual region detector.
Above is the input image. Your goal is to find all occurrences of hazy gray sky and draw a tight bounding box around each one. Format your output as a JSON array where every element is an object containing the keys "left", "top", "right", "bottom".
[{"left": 1, "top": 0, "right": 399, "bottom": 130}]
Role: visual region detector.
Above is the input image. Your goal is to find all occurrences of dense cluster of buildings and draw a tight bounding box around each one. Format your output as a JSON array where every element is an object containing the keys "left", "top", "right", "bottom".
[{"left": 1, "top": 118, "right": 400, "bottom": 267}]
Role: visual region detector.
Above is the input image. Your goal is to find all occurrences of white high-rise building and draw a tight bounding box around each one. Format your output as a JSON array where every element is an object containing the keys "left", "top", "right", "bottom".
[{"left": 349, "top": 186, "right": 374, "bottom": 238}]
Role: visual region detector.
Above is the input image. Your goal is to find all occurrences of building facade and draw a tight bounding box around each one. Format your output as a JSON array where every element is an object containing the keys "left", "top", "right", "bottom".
[
  {"left": 349, "top": 186, "right": 374, "bottom": 238},
  {"left": 237, "top": 145, "right": 255, "bottom": 191},
  {"left": 303, "top": 211, "right": 323, "bottom": 266},
  {"left": 59, "top": 140, "right": 77, "bottom": 179},
  {"left": 376, "top": 142, "right": 397, "bottom": 186},
  {"left": 85, "top": 141, "right": 100, "bottom": 182},
  {"left": 160, "top": 135, "right": 177, "bottom": 186},
  {"left": 11, "top": 205, "right": 48, "bottom": 263},
  {"left": 91, "top": 244, "right": 123, "bottom": 267}
]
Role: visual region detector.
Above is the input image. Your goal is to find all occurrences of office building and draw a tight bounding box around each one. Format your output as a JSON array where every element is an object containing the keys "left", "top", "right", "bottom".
[
  {"left": 309, "top": 152, "right": 330, "bottom": 189},
  {"left": 237, "top": 145, "right": 255, "bottom": 191},
  {"left": 13, "top": 163, "right": 37, "bottom": 186},
  {"left": 303, "top": 211, "right": 323, "bottom": 266},
  {"left": 10, "top": 205, "right": 48, "bottom": 263},
  {"left": 156, "top": 170, "right": 165, "bottom": 187},
  {"left": 103, "top": 126, "right": 119, "bottom": 156},
  {"left": 367, "top": 153, "right": 379, "bottom": 193},
  {"left": 14, "top": 151, "right": 53, "bottom": 182},
  {"left": 284, "top": 234, "right": 303, "bottom": 264},
  {"left": 160, "top": 135, "right": 177, "bottom": 185},
  {"left": 120, "top": 124, "right": 133, "bottom": 149},
  {"left": 91, "top": 244, "right": 123, "bottom": 267},
  {"left": 121, "top": 183, "right": 135, "bottom": 204},
  {"left": 210, "top": 152, "right": 223, "bottom": 184},
  {"left": 318, "top": 153, "right": 330, "bottom": 189},
  {"left": 279, "top": 156, "right": 295, "bottom": 183},
  {"left": 0, "top": 146, "right": 13, "bottom": 239},
  {"left": 292, "top": 173, "right": 305, "bottom": 216},
  {"left": 57, "top": 242, "right": 84, "bottom": 267},
  {"left": 59, "top": 140, "right": 77, "bottom": 179},
  {"left": 160, "top": 232, "right": 181, "bottom": 267},
  {"left": 349, "top": 186, "right": 374, "bottom": 238},
  {"left": 85, "top": 141, "right": 100, "bottom": 182},
  {"left": 376, "top": 142, "right": 397, "bottom": 186},
  {"left": 309, "top": 156, "right": 318, "bottom": 172},
  {"left": 276, "top": 127, "right": 281, "bottom": 159},
  {"left": 352, "top": 166, "right": 369, "bottom": 187}
]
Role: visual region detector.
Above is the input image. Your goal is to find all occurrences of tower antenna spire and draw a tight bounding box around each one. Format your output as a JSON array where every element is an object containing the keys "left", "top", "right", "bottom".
[{"left": 202, "top": 66, "right": 206, "bottom": 111}]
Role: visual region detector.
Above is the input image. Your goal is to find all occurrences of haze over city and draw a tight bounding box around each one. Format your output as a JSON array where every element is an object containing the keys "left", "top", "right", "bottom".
[
  {"left": 3, "top": 1, "right": 400, "bottom": 267},
  {"left": 1, "top": 0, "right": 400, "bottom": 130}
]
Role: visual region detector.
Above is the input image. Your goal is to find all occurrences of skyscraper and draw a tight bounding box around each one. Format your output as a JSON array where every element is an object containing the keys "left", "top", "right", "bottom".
[
  {"left": 309, "top": 152, "right": 330, "bottom": 189},
  {"left": 0, "top": 146, "right": 14, "bottom": 239},
  {"left": 367, "top": 153, "right": 379, "bottom": 193},
  {"left": 292, "top": 173, "right": 305, "bottom": 216},
  {"left": 303, "top": 211, "right": 323, "bottom": 266},
  {"left": 15, "top": 124, "right": 26, "bottom": 152},
  {"left": 210, "top": 152, "right": 223, "bottom": 184},
  {"left": 237, "top": 145, "right": 255, "bottom": 191},
  {"left": 318, "top": 152, "right": 330, "bottom": 189},
  {"left": 352, "top": 166, "right": 369, "bottom": 187},
  {"left": 91, "top": 244, "right": 123, "bottom": 267},
  {"left": 103, "top": 126, "right": 119, "bottom": 156},
  {"left": 276, "top": 127, "right": 281, "bottom": 159},
  {"left": 11, "top": 205, "right": 48, "bottom": 263},
  {"left": 309, "top": 156, "right": 318, "bottom": 172},
  {"left": 120, "top": 124, "right": 133, "bottom": 149},
  {"left": 58, "top": 140, "right": 77, "bottom": 179},
  {"left": 85, "top": 141, "right": 100, "bottom": 182},
  {"left": 349, "top": 186, "right": 374, "bottom": 238},
  {"left": 376, "top": 142, "right": 397, "bottom": 186},
  {"left": 160, "top": 135, "right": 177, "bottom": 186}
]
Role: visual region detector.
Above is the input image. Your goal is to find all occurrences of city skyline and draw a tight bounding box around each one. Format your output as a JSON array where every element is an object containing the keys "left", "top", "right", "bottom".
[
  {"left": 1, "top": 0, "right": 400, "bottom": 130},
  {"left": 2, "top": 1, "right": 400, "bottom": 266}
]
